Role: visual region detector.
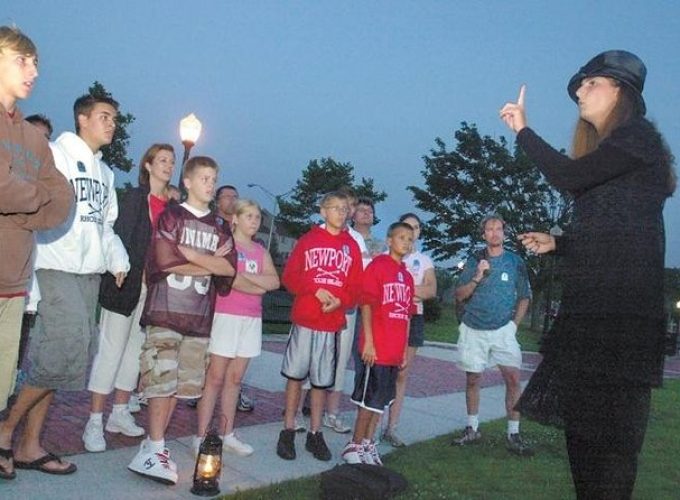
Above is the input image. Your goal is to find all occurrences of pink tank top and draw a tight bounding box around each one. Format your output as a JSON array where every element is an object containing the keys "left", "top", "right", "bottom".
[{"left": 214, "top": 240, "right": 265, "bottom": 317}]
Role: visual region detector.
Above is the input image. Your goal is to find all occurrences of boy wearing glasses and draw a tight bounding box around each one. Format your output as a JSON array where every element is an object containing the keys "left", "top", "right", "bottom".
[{"left": 277, "top": 191, "right": 363, "bottom": 462}]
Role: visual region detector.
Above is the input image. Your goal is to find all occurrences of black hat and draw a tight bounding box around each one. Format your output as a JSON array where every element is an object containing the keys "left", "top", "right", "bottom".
[{"left": 567, "top": 50, "right": 646, "bottom": 114}]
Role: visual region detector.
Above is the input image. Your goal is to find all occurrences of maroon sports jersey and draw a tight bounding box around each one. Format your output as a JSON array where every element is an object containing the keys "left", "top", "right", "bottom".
[{"left": 141, "top": 203, "right": 236, "bottom": 337}]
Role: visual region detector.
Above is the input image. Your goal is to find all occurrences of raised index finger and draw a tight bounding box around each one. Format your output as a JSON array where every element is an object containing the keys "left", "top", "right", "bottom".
[{"left": 517, "top": 84, "right": 526, "bottom": 107}]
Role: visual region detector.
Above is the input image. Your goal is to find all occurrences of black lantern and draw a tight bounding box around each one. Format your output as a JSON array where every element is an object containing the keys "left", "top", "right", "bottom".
[{"left": 191, "top": 429, "right": 223, "bottom": 496}]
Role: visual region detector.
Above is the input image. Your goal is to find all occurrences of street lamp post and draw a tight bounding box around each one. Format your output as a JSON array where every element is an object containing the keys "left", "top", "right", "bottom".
[
  {"left": 247, "top": 183, "right": 292, "bottom": 252},
  {"left": 179, "top": 113, "right": 202, "bottom": 166}
]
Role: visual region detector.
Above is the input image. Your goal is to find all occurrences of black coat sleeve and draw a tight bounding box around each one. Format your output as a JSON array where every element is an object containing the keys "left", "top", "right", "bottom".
[
  {"left": 516, "top": 127, "right": 644, "bottom": 193},
  {"left": 114, "top": 188, "right": 145, "bottom": 248}
]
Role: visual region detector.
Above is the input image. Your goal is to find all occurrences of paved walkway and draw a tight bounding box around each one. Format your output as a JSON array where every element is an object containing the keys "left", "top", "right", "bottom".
[{"left": 2, "top": 335, "right": 679, "bottom": 499}]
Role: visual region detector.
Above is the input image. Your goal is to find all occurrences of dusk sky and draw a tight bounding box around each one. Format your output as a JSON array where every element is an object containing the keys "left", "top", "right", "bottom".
[{"left": 6, "top": 1, "right": 680, "bottom": 266}]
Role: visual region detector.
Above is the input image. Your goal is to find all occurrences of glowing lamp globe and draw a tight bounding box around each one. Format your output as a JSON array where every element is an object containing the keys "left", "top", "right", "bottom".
[{"left": 180, "top": 113, "right": 202, "bottom": 145}]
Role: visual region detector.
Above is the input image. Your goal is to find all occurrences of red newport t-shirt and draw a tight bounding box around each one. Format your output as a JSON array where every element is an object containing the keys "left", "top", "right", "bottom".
[{"left": 359, "top": 254, "right": 415, "bottom": 366}]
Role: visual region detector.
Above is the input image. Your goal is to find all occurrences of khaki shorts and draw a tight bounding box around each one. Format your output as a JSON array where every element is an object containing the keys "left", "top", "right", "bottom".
[
  {"left": 0, "top": 296, "right": 24, "bottom": 411},
  {"left": 457, "top": 321, "right": 521, "bottom": 373},
  {"left": 140, "top": 327, "right": 209, "bottom": 399}
]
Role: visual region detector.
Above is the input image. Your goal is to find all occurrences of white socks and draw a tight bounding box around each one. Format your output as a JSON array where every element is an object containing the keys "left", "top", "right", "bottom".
[
  {"left": 467, "top": 415, "right": 520, "bottom": 435},
  {"left": 112, "top": 403, "right": 127, "bottom": 414},
  {"left": 89, "top": 412, "right": 103, "bottom": 424},
  {"left": 467, "top": 414, "right": 479, "bottom": 431},
  {"left": 148, "top": 438, "right": 166, "bottom": 454}
]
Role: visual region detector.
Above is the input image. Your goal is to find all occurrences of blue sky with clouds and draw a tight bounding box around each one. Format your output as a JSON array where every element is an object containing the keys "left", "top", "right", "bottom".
[{"left": 6, "top": 1, "right": 680, "bottom": 265}]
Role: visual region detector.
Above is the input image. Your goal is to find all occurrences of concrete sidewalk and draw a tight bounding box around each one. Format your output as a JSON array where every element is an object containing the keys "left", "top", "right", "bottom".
[
  {"left": 4, "top": 337, "right": 679, "bottom": 499},
  {"left": 0, "top": 336, "right": 541, "bottom": 499}
]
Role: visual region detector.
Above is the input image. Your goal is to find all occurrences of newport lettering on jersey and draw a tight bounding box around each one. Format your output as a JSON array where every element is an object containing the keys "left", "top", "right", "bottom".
[
  {"left": 382, "top": 280, "right": 412, "bottom": 320},
  {"left": 304, "top": 245, "right": 354, "bottom": 286}
]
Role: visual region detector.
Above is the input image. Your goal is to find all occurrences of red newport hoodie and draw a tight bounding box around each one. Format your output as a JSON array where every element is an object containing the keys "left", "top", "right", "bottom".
[
  {"left": 282, "top": 225, "right": 363, "bottom": 332},
  {"left": 360, "top": 254, "right": 415, "bottom": 366}
]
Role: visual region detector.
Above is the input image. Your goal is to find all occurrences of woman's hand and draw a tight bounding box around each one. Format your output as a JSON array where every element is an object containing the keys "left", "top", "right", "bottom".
[
  {"left": 518, "top": 232, "right": 556, "bottom": 254},
  {"left": 499, "top": 85, "right": 527, "bottom": 133}
]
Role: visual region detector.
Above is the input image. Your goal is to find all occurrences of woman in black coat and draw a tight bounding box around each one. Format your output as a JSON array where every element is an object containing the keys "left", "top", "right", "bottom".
[
  {"left": 82, "top": 144, "right": 176, "bottom": 452},
  {"left": 500, "top": 51, "right": 676, "bottom": 498}
]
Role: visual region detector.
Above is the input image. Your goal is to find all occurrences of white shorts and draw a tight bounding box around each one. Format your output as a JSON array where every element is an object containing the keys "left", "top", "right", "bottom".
[
  {"left": 457, "top": 321, "right": 521, "bottom": 373},
  {"left": 209, "top": 313, "right": 262, "bottom": 359}
]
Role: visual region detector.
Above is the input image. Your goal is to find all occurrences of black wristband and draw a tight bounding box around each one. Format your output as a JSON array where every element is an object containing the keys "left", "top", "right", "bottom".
[{"left": 471, "top": 279, "right": 480, "bottom": 285}]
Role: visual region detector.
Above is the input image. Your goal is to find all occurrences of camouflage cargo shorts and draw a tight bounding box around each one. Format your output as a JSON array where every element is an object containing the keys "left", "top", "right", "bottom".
[{"left": 140, "top": 327, "right": 209, "bottom": 399}]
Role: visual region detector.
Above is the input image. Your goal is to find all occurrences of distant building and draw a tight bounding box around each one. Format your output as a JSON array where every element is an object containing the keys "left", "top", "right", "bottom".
[{"left": 255, "top": 208, "right": 297, "bottom": 266}]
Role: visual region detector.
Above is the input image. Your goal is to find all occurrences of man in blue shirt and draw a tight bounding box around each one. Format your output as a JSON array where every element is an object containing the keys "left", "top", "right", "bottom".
[{"left": 453, "top": 214, "right": 532, "bottom": 456}]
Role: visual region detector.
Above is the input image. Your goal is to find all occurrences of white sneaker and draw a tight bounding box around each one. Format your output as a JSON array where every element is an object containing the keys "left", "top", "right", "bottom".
[
  {"left": 322, "top": 413, "right": 352, "bottom": 434},
  {"left": 341, "top": 442, "right": 364, "bottom": 464},
  {"left": 223, "top": 432, "right": 254, "bottom": 456},
  {"left": 360, "top": 439, "right": 374, "bottom": 465},
  {"left": 128, "top": 394, "right": 141, "bottom": 413},
  {"left": 106, "top": 409, "right": 145, "bottom": 437},
  {"left": 128, "top": 443, "right": 178, "bottom": 485},
  {"left": 139, "top": 439, "right": 178, "bottom": 472},
  {"left": 364, "top": 441, "right": 382, "bottom": 466},
  {"left": 82, "top": 418, "right": 106, "bottom": 452}
]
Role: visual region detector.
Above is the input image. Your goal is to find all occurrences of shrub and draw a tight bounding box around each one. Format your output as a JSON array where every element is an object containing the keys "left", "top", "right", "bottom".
[{"left": 423, "top": 298, "right": 442, "bottom": 322}]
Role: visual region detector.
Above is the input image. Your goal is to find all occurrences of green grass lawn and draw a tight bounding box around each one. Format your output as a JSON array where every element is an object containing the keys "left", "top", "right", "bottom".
[
  {"left": 418, "top": 306, "right": 543, "bottom": 353},
  {"left": 264, "top": 305, "right": 544, "bottom": 352},
  {"left": 223, "top": 380, "right": 680, "bottom": 499}
]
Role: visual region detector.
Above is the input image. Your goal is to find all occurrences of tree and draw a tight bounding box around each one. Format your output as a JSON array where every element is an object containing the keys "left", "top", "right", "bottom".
[
  {"left": 277, "top": 157, "right": 387, "bottom": 238},
  {"left": 664, "top": 268, "right": 680, "bottom": 316},
  {"left": 115, "top": 182, "right": 134, "bottom": 202},
  {"left": 434, "top": 266, "right": 457, "bottom": 302},
  {"left": 408, "top": 122, "right": 572, "bottom": 327},
  {"left": 88, "top": 81, "right": 135, "bottom": 172}
]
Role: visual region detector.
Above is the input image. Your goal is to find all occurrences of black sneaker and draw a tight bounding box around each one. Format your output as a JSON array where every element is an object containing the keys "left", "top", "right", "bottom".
[
  {"left": 305, "top": 431, "right": 331, "bottom": 461},
  {"left": 277, "top": 429, "right": 296, "bottom": 460},
  {"left": 506, "top": 433, "right": 534, "bottom": 457},
  {"left": 452, "top": 426, "right": 481, "bottom": 446}
]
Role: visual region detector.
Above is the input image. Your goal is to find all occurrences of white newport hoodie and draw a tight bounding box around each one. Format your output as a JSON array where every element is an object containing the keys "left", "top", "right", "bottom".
[{"left": 34, "top": 132, "right": 129, "bottom": 275}]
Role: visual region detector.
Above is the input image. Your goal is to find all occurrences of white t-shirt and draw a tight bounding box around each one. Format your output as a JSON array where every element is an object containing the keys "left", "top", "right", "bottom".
[
  {"left": 403, "top": 250, "right": 434, "bottom": 315},
  {"left": 320, "top": 224, "right": 369, "bottom": 269}
]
